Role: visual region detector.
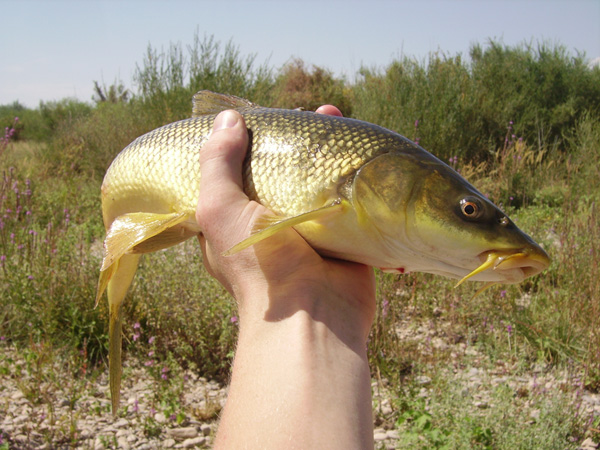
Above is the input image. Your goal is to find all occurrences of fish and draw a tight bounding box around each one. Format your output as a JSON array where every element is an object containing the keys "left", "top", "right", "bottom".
[{"left": 96, "top": 91, "right": 550, "bottom": 414}]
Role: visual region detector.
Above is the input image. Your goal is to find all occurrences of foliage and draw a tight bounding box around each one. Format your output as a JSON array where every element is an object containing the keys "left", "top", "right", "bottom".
[
  {"left": 352, "top": 40, "right": 600, "bottom": 163},
  {"left": 270, "top": 58, "right": 353, "bottom": 114}
]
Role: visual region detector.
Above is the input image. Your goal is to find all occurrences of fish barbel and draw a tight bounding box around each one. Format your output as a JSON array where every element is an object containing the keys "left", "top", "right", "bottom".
[{"left": 97, "top": 91, "right": 550, "bottom": 413}]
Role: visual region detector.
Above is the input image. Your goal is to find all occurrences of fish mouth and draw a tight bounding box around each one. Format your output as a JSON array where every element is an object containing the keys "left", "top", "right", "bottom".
[{"left": 455, "top": 247, "right": 551, "bottom": 286}]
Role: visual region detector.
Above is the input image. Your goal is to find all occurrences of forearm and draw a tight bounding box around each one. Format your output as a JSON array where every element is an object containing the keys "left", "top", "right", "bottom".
[{"left": 214, "top": 291, "right": 374, "bottom": 450}]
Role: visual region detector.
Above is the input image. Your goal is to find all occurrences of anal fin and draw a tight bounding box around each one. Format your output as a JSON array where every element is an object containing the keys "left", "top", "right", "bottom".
[{"left": 100, "top": 211, "right": 195, "bottom": 272}]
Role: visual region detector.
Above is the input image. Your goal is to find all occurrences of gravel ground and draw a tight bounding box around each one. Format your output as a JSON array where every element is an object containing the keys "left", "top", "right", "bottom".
[{"left": 1, "top": 333, "right": 599, "bottom": 449}]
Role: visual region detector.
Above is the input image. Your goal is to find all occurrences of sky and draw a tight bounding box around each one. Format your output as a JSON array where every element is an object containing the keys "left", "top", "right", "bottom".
[{"left": 1, "top": 0, "right": 599, "bottom": 108}]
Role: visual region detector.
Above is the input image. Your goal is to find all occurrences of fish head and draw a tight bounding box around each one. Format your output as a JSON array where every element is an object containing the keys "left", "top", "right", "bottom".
[{"left": 352, "top": 151, "right": 550, "bottom": 284}]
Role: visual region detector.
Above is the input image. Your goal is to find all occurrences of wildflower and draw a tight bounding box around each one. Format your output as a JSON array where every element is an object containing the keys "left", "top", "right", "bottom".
[
  {"left": 148, "top": 336, "right": 155, "bottom": 344},
  {"left": 0, "top": 255, "right": 5, "bottom": 262},
  {"left": 27, "top": 275, "right": 34, "bottom": 280},
  {"left": 161, "top": 367, "right": 168, "bottom": 380},
  {"left": 133, "top": 332, "right": 140, "bottom": 342},
  {"left": 507, "top": 324, "right": 513, "bottom": 336},
  {"left": 144, "top": 360, "right": 154, "bottom": 367},
  {"left": 500, "top": 290, "right": 507, "bottom": 298},
  {"left": 382, "top": 298, "right": 390, "bottom": 318},
  {"left": 169, "top": 413, "right": 176, "bottom": 422},
  {"left": 230, "top": 316, "right": 238, "bottom": 323},
  {"left": 133, "top": 322, "right": 141, "bottom": 329},
  {"left": 133, "top": 398, "right": 139, "bottom": 413},
  {"left": 150, "top": 407, "right": 156, "bottom": 416},
  {"left": 148, "top": 350, "right": 154, "bottom": 357}
]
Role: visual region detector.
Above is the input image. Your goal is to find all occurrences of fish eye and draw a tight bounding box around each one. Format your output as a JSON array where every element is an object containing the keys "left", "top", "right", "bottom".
[
  {"left": 460, "top": 197, "right": 482, "bottom": 219},
  {"left": 498, "top": 216, "right": 509, "bottom": 227}
]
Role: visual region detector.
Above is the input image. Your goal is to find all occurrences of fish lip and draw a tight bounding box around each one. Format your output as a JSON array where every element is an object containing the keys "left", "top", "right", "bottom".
[{"left": 478, "top": 247, "right": 551, "bottom": 279}]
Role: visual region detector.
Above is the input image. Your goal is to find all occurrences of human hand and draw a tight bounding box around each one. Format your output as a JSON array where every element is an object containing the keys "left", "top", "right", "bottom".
[{"left": 196, "top": 107, "right": 375, "bottom": 341}]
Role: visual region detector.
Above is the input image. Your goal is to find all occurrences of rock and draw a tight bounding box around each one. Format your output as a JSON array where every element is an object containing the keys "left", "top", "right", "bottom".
[
  {"left": 117, "top": 436, "right": 131, "bottom": 450},
  {"left": 380, "top": 403, "right": 393, "bottom": 415},
  {"left": 200, "top": 423, "right": 212, "bottom": 436},
  {"left": 182, "top": 436, "right": 206, "bottom": 447},
  {"left": 386, "top": 429, "right": 400, "bottom": 439},
  {"left": 11, "top": 390, "right": 25, "bottom": 400},
  {"left": 154, "top": 412, "right": 167, "bottom": 424},
  {"left": 114, "top": 418, "right": 129, "bottom": 428},
  {"left": 415, "top": 375, "right": 432, "bottom": 385},
  {"left": 167, "top": 426, "right": 198, "bottom": 440},
  {"left": 163, "top": 438, "right": 176, "bottom": 448},
  {"left": 580, "top": 438, "right": 599, "bottom": 450},
  {"left": 374, "top": 428, "right": 387, "bottom": 441}
]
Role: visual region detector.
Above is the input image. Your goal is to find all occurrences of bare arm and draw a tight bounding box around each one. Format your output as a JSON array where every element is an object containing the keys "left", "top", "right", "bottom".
[{"left": 196, "top": 109, "right": 376, "bottom": 450}]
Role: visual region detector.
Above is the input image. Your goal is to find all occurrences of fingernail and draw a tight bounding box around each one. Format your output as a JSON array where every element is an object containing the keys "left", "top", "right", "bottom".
[{"left": 213, "top": 110, "right": 239, "bottom": 131}]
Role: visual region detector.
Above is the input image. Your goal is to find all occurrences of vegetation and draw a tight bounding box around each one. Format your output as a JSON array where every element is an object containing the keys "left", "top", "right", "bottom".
[{"left": 1, "top": 33, "right": 599, "bottom": 448}]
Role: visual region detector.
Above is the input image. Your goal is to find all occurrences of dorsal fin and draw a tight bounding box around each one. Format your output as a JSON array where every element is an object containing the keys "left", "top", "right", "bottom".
[{"left": 192, "top": 91, "right": 257, "bottom": 117}]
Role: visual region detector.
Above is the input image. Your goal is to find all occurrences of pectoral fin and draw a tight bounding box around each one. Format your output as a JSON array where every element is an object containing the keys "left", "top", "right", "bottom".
[{"left": 224, "top": 201, "right": 345, "bottom": 255}]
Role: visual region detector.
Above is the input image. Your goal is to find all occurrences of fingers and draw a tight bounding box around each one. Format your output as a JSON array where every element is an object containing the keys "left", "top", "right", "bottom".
[
  {"left": 196, "top": 110, "right": 249, "bottom": 236},
  {"left": 315, "top": 105, "right": 343, "bottom": 117}
]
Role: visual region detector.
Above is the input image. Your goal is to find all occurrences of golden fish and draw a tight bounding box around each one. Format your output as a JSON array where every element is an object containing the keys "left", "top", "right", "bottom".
[{"left": 97, "top": 91, "right": 550, "bottom": 413}]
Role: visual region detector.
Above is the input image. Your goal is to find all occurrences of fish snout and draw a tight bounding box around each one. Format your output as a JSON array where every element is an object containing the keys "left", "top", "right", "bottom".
[
  {"left": 491, "top": 245, "right": 551, "bottom": 282},
  {"left": 456, "top": 244, "right": 550, "bottom": 286}
]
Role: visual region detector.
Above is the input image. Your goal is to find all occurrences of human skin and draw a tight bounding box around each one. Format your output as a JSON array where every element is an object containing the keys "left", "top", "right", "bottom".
[{"left": 196, "top": 107, "right": 376, "bottom": 449}]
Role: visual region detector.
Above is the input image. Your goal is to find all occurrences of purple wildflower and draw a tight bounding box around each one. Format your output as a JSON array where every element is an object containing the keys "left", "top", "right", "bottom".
[{"left": 382, "top": 298, "right": 390, "bottom": 318}]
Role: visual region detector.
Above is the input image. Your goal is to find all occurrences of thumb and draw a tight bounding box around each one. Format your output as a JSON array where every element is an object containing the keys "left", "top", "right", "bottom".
[{"left": 196, "top": 110, "right": 250, "bottom": 233}]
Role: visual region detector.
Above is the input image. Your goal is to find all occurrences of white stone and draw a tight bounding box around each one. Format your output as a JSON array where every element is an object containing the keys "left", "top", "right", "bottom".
[
  {"left": 182, "top": 436, "right": 206, "bottom": 447},
  {"left": 117, "top": 436, "right": 131, "bottom": 450},
  {"left": 163, "top": 438, "right": 176, "bottom": 448},
  {"left": 374, "top": 431, "right": 388, "bottom": 441},
  {"left": 580, "top": 438, "right": 599, "bottom": 450},
  {"left": 167, "top": 427, "right": 198, "bottom": 439},
  {"left": 386, "top": 430, "right": 400, "bottom": 439},
  {"left": 114, "top": 418, "right": 129, "bottom": 428}
]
